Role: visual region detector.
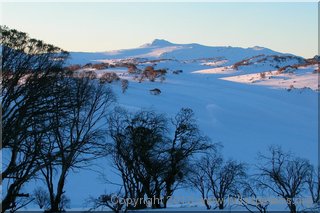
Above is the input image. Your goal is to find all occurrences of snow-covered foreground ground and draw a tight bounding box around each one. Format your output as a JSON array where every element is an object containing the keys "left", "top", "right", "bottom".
[
  {"left": 59, "top": 66, "right": 318, "bottom": 210},
  {"left": 22, "top": 40, "right": 319, "bottom": 211}
]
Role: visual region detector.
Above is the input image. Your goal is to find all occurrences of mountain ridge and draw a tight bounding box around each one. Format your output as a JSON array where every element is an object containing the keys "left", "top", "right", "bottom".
[{"left": 68, "top": 39, "right": 300, "bottom": 65}]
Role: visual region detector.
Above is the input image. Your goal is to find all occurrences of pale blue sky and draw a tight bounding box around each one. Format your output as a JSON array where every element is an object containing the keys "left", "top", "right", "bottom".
[{"left": 1, "top": 2, "right": 318, "bottom": 58}]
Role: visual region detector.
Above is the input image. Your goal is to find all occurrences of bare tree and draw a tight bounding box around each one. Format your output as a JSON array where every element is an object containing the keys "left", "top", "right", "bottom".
[
  {"left": 58, "top": 195, "right": 71, "bottom": 211},
  {"left": 108, "top": 108, "right": 168, "bottom": 209},
  {"left": 257, "top": 146, "right": 312, "bottom": 213},
  {"left": 306, "top": 165, "right": 320, "bottom": 205},
  {"left": 1, "top": 26, "right": 69, "bottom": 212},
  {"left": 32, "top": 187, "right": 50, "bottom": 210},
  {"left": 121, "top": 79, "right": 129, "bottom": 93},
  {"left": 234, "top": 180, "right": 270, "bottom": 213},
  {"left": 187, "top": 150, "right": 222, "bottom": 210},
  {"left": 107, "top": 108, "right": 213, "bottom": 209},
  {"left": 210, "top": 160, "right": 245, "bottom": 209},
  {"left": 187, "top": 166, "right": 211, "bottom": 209},
  {"left": 187, "top": 150, "right": 245, "bottom": 210},
  {"left": 162, "top": 108, "right": 213, "bottom": 208},
  {"left": 88, "top": 188, "right": 126, "bottom": 213},
  {"left": 38, "top": 78, "right": 116, "bottom": 212}
]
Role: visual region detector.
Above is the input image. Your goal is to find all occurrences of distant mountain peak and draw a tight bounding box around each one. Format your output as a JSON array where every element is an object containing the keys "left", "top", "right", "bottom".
[
  {"left": 150, "top": 39, "right": 174, "bottom": 46},
  {"left": 251, "top": 46, "right": 266, "bottom": 51}
]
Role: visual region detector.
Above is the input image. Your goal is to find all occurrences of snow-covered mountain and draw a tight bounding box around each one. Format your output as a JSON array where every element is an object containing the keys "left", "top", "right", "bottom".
[
  {"left": 68, "top": 39, "right": 296, "bottom": 65},
  {"left": 68, "top": 39, "right": 317, "bottom": 90}
]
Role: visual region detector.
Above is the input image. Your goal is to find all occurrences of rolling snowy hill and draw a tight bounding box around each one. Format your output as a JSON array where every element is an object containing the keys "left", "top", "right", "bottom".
[{"left": 68, "top": 39, "right": 294, "bottom": 65}]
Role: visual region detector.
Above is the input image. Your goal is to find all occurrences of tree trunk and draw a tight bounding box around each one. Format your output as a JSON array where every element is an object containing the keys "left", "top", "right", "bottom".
[
  {"left": 288, "top": 203, "right": 296, "bottom": 213},
  {"left": 218, "top": 198, "right": 224, "bottom": 210},
  {"left": 204, "top": 198, "right": 211, "bottom": 210},
  {"left": 48, "top": 167, "right": 67, "bottom": 212},
  {"left": 150, "top": 194, "right": 162, "bottom": 209},
  {"left": 150, "top": 182, "right": 162, "bottom": 208},
  {"left": 2, "top": 192, "right": 14, "bottom": 213},
  {"left": 1, "top": 179, "right": 23, "bottom": 212},
  {"left": 163, "top": 181, "right": 173, "bottom": 208},
  {"left": 151, "top": 199, "right": 162, "bottom": 209},
  {"left": 163, "top": 197, "right": 168, "bottom": 209},
  {"left": 218, "top": 203, "right": 224, "bottom": 209}
]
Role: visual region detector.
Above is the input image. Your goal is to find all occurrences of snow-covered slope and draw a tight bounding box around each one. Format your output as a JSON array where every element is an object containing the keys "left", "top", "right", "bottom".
[{"left": 221, "top": 64, "right": 318, "bottom": 90}]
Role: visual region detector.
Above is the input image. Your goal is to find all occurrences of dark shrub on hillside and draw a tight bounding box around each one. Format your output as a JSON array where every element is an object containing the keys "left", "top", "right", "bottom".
[
  {"left": 100, "top": 72, "right": 120, "bottom": 83},
  {"left": 173, "top": 70, "right": 183, "bottom": 74},
  {"left": 65, "top": 64, "right": 81, "bottom": 72},
  {"left": 127, "top": 63, "right": 138, "bottom": 73},
  {"left": 142, "top": 66, "right": 167, "bottom": 82},
  {"left": 92, "top": 63, "right": 109, "bottom": 70},
  {"left": 149, "top": 88, "right": 161, "bottom": 95},
  {"left": 260, "top": 72, "right": 266, "bottom": 79}
]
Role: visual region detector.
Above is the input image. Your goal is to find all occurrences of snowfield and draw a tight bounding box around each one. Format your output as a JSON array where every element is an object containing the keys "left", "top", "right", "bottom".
[
  {"left": 23, "top": 39, "right": 319, "bottom": 211},
  {"left": 221, "top": 65, "right": 318, "bottom": 90},
  {"left": 192, "top": 66, "right": 235, "bottom": 74}
]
